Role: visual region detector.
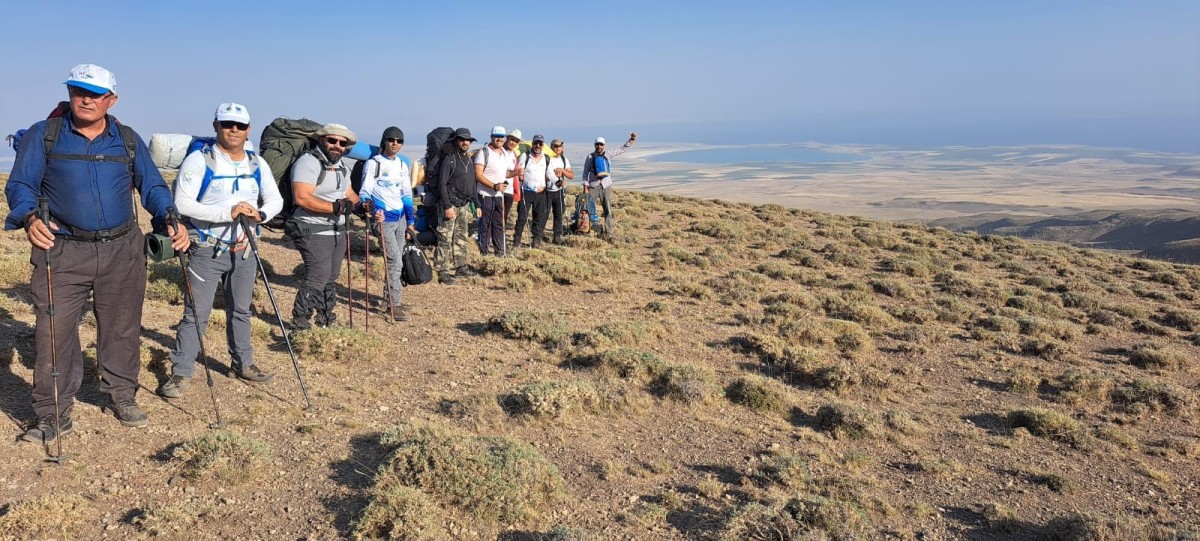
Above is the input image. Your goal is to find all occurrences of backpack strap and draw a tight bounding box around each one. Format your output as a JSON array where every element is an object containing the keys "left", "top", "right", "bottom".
[
  {"left": 42, "top": 116, "right": 138, "bottom": 178},
  {"left": 196, "top": 147, "right": 262, "bottom": 201}
]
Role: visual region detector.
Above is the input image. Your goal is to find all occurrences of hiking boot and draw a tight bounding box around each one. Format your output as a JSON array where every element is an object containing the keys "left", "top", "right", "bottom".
[
  {"left": 22, "top": 413, "right": 73, "bottom": 444},
  {"left": 159, "top": 375, "right": 192, "bottom": 398},
  {"left": 456, "top": 266, "right": 478, "bottom": 278},
  {"left": 104, "top": 399, "right": 148, "bottom": 427},
  {"left": 392, "top": 305, "right": 408, "bottom": 322},
  {"left": 440, "top": 272, "right": 456, "bottom": 285},
  {"left": 290, "top": 317, "right": 312, "bottom": 332},
  {"left": 238, "top": 364, "right": 274, "bottom": 383}
]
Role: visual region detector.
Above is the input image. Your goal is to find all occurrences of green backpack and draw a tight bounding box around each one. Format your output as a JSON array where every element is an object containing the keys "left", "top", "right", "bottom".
[{"left": 258, "top": 117, "right": 323, "bottom": 228}]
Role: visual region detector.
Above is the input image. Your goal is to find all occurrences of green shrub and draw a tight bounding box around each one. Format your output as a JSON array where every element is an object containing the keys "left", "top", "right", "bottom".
[
  {"left": 815, "top": 403, "right": 877, "bottom": 439},
  {"left": 291, "top": 326, "right": 385, "bottom": 363},
  {"left": 171, "top": 431, "right": 270, "bottom": 484},
  {"left": 749, "top": 453, "right": 808, "bottom": 488},
  {"left": 1007, "top": 408, "right": 1081, "bottom": 442},
  {"left": 1057, "top": 370, "right": 1114, "bottom": 406},
  {"left": 654, "top": 364, "right": 718, "bottom": 404},
  {"left": 488, "top": 310, "right": 573, "bottom": 345},
  {"left": 1006, "top": 370, "right": 1040, "bottom": 394},
  {"left": 501, "top": 380, "right": 601, "bottom": 417},
  {"left": 353, "top": 483, "right": 451, "bottom": 540},
  {"left": 583, "top": 348, "right": 670, "bottom": 382},
  {"left": 1112, "top": 379, "right": 1193, "bottom": 415},
  {"left": 585, "top": 320, "right": 665, "bottom": 348},
  {"left": 376, "top": 421, "right": 566, "bottom": 524},
  {"left": 720, "top": 494, "right": 872, "bottom": 540},
  {"left": 726, "top": 376, "right": 786, "bottom": 413}
]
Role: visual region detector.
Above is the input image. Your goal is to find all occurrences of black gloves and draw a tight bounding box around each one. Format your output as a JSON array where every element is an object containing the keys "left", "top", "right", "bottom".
[{"left": 332, "top": 199, "right": 355, "bottom": 216}]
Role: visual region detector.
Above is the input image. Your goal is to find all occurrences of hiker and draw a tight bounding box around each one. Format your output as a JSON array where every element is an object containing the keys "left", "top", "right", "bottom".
[
  {"left": 583, "top": 132, "right": 638, "bottom": 236},
  {"left": 288, "top": 123, "right": 364, "bottom": 330},
  {"left": 358, "top": 127, "right": 416, "bottom": 321},
  {"left": 475, "top": 126, "right": 518, "bottom": 256},
  {"left": 503, "top": 129, "right": 523, "bottom": 231},
  {"left": 5, "top": 64, "right": 189, "bottom": 440},
  {"left": 162, "top": 103, "right": 282, "bottom": 398},
  {"left": 545, "top": 138, "right": 574, "bottom": 244},
  {"left": 429, "top": 128, "right": 479, "bottom": 284},
  {"left": 513, "top": 134, "right": 554, "bottom": 249}
]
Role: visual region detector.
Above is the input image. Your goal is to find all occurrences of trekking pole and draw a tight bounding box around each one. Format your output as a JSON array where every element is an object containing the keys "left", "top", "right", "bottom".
[
  {"left": 237, "top": 217, "right": 313, "bottom": 411},
  {"left": 362, "top": 206, "right": 371, "bottom": 331},
  {"left": 167, "top": 209, "right": 225, "bottom": 429},
  {"left": 344, "top": 215, "right": 353, "bottom": 329},
  {"left": 36, "top": 197, "right": 66, "bottom": 463}
]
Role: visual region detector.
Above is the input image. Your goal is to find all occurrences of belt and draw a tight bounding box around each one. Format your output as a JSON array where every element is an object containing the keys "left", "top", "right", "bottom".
[{"left": 63, "top": 220, "right": 135, "bottom": 243}]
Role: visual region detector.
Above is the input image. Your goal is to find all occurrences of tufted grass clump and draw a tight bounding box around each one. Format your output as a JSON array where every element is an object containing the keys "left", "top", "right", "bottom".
[
  {"left": 1111, "top": 379, "right": 1194, "bottom": 416},
  {"left": 1005, "top": 370, "right": 1040, "bottom": 394},
  {"left": 719, "top": 493, "right": 873, "bottom": 541},
  {"left": 1056, "top": 370, "right": 1114, "bottom": 408},
  {"left": 749, "top": 453, "right": 809, "bottom": 488},
  {"left": 654, "top": 364, "right": 719, "bottom": 404},
  {"left": 815, "top": 403, "right": 878, "bottom": 439},
  {"left": 585, "top": 320, "right": 666, "bottom": 348},
  {"left": 1017, "top": 316, "right": 1081, "bottom": 342},
  {"left": 132, "top": 502, "right": 213, "bottom": 537},
  {"left": 1153, "top": 308, "right": 1200, "bottom": 332},
  {"left": 582, "top": 348, "right": 670, "bottom": 383},
  {"left": 1126, "top": 342, "right": 1190, "bottom": 370},
  {"left": 692, "top": 219, "right": 745, "bottom": 240},
  {"left": 0, "top": 494, "right": 91, "bottom": 540},
  {"left": 375, "top": 421, "right": 566, "bottom": 525},
  {"left": 171, "top": 430, "right": 270, "bottom": 484},
  {"left": 1006, "top": 408, "right": 1081, "bottom": 443},
  {"left": 146, "top": 262, "right": 185, "bottom": 304},
  {"left": 488, "top": 310, "right": 574, "bottom": 346},
  {"left": 291, "top": 326, "right": 385, "bottom": 363},
  {"left": 725, "top": 376, "right": 786, "bottom": 413},
  {"left": 352, "top": 483, "right": 449, "bottom": 541},
  {"left": 501, "top": 380, "right": 602, "bottom": 417}
]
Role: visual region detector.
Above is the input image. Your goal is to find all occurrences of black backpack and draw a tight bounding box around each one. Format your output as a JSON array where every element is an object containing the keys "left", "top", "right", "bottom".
[
  {"left": 401, "top": 242, "right": 433, "bottom": 285},
  {"left": 350, "top": 156, "right": 380, "bottom": 195},
  {"left": 258, "top": 117, "right": 323, "bottom": 228},
  {"left": 421, "top": 127, "right": 456, "bottom": 201}
]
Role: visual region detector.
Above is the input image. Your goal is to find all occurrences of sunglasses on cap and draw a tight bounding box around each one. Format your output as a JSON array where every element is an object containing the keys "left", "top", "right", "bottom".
[
  {"left": 385, "top": 137, "right": 403, "bottom": 144},
  {"left": 324, "top": 137, "right": 351, "bottom": 148},
  {"left": 218, "top": 120, "right": 249, "bottom": 131}
]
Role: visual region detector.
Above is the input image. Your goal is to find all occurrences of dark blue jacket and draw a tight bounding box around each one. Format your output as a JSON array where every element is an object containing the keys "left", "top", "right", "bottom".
[{"left": 4, "top": 113, "right": 174, "bottom": 233}]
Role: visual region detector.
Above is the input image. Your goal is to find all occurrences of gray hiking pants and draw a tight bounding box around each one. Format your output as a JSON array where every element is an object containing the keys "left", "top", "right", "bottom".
[
  {"left": 169, "top": 244, "right": 259, "bottom": 377},
  {"left": 595, "top": 185, "right": 614, "bottom": 234},
  {"left": 30, "top": 229, "right": 146, "bottom": 418},
  {"left": 379, "top": 220, "right": 406, "bottom": 307}
]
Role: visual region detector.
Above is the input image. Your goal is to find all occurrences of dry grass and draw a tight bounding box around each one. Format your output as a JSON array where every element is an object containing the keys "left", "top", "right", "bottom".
[
  {"left": 171, "top": 430, "right": 270, "bottom": 484},
  {"left": 0, "top": 494, "right": 91, "bottom": 540},
  {"left": 291, "top": 326, "right": 385, "bottom": 363}
]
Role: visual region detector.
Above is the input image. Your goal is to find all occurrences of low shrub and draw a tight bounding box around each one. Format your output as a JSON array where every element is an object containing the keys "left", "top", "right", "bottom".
[
  {"left": 171, "top": 430, "right": 270, "bottom": 484},
  {"left": 583, "top": 348, "right": 669, "bottom": 382},
  {"left": 291, "top": 326, "right": 385, "bottom": 363},
  {"left": 1153, "top": 308, "right": 1200, "bottom": 332},
  {"left": 1006, "top": 408, "right": 1081, "bottom": 442},
  {"left": 654, "top": 364, "right": 719, "bottom": 404},
  {"left": 749, "top": 453, "right": 808, "bottom": 488},
  {"left": 501, "top": 380, "right": 601, "bottom": 417},
  {"left": 0, "top": 494, "right": 91, "bottom": 540},
  {"left": 1126, "top": 342, "right": 1190, "bottom": 370},
  {"left": 353, "top": 484, "right": 449, "bottom": 541},
  {"left": 725, "top": 376, "right": 786, "bottom": 413},
  {"left": 719, "top": 494, "right": 873, "bottom": 540},
  {"left": 815, "top": 403, "right": 878, "bottom": 439},
  {"left": 375, "top": 421, "right": 566, "bottom": 525},
  {"left": 1112, "top": 379, "right": 1193, "bottom": 415},
  {"left": 488, "top": 310, "right": 574, "bottom": 346}
]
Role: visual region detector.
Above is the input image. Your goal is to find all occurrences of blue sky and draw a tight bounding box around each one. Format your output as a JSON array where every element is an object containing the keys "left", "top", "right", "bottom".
[{"left": 1, "top": 0, "right": 1197, "bottom": 153}]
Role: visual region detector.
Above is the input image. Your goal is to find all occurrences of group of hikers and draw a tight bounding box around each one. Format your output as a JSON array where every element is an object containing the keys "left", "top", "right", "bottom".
[{"left": 2, "top": 64, "right": 637, "bottom": 455}]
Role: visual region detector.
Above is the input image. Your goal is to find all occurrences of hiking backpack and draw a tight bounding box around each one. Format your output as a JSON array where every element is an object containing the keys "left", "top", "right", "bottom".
[
  {"left": 421, "top": 127, "right": 456, "bottom": 199},
  {"left": 572, "top": 192, "right": 599, "bottom": 234},
  {"left": 258, "top": 117, "right": 323, "bottom": 228}
]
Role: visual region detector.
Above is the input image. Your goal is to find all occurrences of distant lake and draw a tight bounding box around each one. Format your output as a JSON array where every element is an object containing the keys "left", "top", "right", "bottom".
[{"left": 647, "top": 146, "right": 868, "bottom": 165}]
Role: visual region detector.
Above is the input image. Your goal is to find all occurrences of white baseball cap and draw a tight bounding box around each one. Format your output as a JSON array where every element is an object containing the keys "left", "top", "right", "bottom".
[
  {"left": 491, "top": 126, "right": 507, "bottom": 137},
  {"left": 65, "top": 64, "right": 116, "bottom": 95},
  {"left": 214, "top": 102, "right": 251, "bottom": 124},
  {"left": 594, "top": 137, "right": 606, "bottom": 145}
]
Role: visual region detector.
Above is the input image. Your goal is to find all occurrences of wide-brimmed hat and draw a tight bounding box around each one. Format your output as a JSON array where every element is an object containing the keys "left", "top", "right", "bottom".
[
  {"left": 316, "top": 123, "right": 357, "bottom": 145},
  {"left": 453, "top": 128, "right": 476, "bottom": 142}
]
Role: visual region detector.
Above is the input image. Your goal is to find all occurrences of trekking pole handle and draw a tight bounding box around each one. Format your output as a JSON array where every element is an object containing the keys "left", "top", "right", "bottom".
[
  {"left": 237, "top": 216, "right": 260, "bottom": 254},
  {"left": 37, "top": 196, "right": 51, "bottom": 226},
  {"left": 167, "top": 207, "right": 189, "bottom": 267}
]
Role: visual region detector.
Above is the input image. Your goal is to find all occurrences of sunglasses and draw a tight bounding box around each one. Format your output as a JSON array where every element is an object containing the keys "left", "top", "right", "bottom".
[
  {"left": 68, "top": 86, "right": 112, "bottom": 100},
  {"left": 325, "top": 137, "right": 351, "bottom": 148},
  {"left": 533, "top": 141, "right": 544, "bottom": 146},
  {"left": 551, "top": 144, "right": 563, "bottom": 148},
  {"left": 385, "top": 137, "right": 404, "bottom": 144},
  {"left": 218, "top": 120, "right": 249, "bottom": 131}
]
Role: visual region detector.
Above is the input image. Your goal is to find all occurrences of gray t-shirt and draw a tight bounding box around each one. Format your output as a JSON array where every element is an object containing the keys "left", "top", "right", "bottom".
[{"left": 291, "top": 152, "right": 350, "bottom": 232}]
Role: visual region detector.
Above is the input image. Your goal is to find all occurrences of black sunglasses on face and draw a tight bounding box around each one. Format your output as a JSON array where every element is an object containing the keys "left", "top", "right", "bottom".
[
  {"left": 325, "top": 137, "right": 351, "bottom": 148},
  {"left": 218, "top": 121, "right": 249, "bottom": 131},
  {"left": 533, "top": 141, "right": 544, "bottom": 146},
  {"left": 68, "top": 86, "right": 112, "bottom": 100},
  {"left": 385, "top": 138, "right": 403, "bottom": 144},
  {"left": 551, "top": 144, "right": 563, "bottom": 148}
]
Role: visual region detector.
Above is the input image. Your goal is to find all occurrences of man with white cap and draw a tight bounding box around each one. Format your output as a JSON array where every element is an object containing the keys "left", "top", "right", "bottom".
[
  {"left": 513, "top": 134, "right": 554, "bottom": 249},
  {"left": 160, "top": 103, "right": 284, "bottom": 398},
  {"left": 474, "top": 126, "right": 519, "bottom": 256},
  {"left": 5, "top": 64, "right": 189, "bottom": 441},
  {"left": 287, "top": 122, "right": 365, "bottom": 330},
  {"left": 583, "top": 132, "right": 637, "bottom": 237},
  {"left": 502, "top": 129, "right": 523, "bottom": 231}
]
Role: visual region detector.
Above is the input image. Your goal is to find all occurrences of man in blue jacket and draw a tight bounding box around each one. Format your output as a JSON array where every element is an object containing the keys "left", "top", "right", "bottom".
[{"left": 4, "top": 64, "right": 189, "bottom": 444}]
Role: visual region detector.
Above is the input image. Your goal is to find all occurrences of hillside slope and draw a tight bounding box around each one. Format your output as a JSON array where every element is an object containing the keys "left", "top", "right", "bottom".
[{"left": 1, "top": 176, "right": 1198, "bottom": 540}]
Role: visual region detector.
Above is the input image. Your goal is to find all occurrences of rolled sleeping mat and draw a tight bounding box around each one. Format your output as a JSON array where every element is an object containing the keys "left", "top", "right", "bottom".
[
  {"left": 346, "top": 141, "right": 379, "bottom": 161},
  {"left": 144, "top": 233, "right": 175, "bottom": 262},
  {"left": 150, "top": 134, "right": 257, "bottom": 169}
]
